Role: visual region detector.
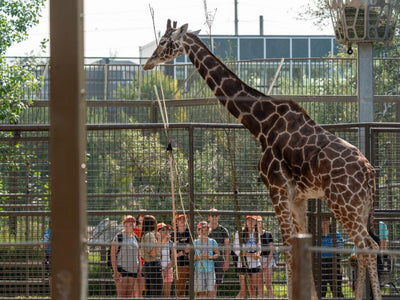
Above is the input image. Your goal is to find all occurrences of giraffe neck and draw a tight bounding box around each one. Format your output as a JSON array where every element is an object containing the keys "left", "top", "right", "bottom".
[{"left": 182, "top": 33, "right": 265, "bottom": 121}]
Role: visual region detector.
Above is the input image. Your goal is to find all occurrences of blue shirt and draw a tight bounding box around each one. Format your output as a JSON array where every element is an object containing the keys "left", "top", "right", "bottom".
[
  {"left": 194, "top": 238, "right": 218, "bottom": 273},
  {"left": 41, "top": 227, "right": 51, "bottom": 255},
  {"left": 379, "top": 221, "right": 388, "bottom": 240},
  {"left": 320, "top": 232, "right": 344, "bottom": 258}
]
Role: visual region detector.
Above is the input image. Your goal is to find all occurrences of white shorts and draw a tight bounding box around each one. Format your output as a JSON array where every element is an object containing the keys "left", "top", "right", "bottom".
[{"left": 195, "top": 271, "right": 215, "bottom": 292}]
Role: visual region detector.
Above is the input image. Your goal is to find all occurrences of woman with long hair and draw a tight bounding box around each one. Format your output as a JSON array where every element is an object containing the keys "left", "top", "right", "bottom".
[
  {"left": 257, "top": 216, "right": 275, "bottom": 298},
  {"left": 141, "top": 215, "right": 163, "bottom": 297},
  {"left": 233, "top": 215, "right": 262, "bottom": 298}
]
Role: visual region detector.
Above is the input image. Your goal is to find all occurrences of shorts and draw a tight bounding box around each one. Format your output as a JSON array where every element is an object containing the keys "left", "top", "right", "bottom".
[
  {"left": 118, "top": 266, "right": 137, "bottom": 278},
  {"left": 246, "top": 266, "right": 261, "bottom": 274},
  {"left": 214, "top": 259, "right": 225, "bottom": 284},
  {"left": 162, "top": 267, "right": 174, "bottom": 283},
  {"left": 195, "top": 271, "right": 215, "bottom": 293},
  {"left": 261, "top": 256, "right": 276, "bottom": 268},
  {"left": 236, "top": 267, "right": 247, "bottom": 275}
]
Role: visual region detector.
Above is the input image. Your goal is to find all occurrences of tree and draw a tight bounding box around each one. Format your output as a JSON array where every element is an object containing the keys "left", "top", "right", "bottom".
[{"left": 0, "top": 0, "right": 46, "bottom": 123}]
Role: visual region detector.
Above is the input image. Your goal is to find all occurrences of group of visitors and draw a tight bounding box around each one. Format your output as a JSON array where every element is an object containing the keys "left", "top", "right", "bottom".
[
  {"left": 109, "top": 209, "right": 276, "bottom": 298},
  {"left": 41, "top": 211, "right": 389, "bottom": 298}
]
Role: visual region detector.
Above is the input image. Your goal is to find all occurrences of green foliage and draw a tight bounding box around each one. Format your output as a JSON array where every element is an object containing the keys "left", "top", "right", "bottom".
[
  {"left": 0, "top": 0, "right": 45, "bottom": 54},
  {"left": 0, "top": 57, "right": 43, "bottom": 123},
  {"left": 119, "top": 70, "right": 181, "bottom": 100},
  {"left": 1, "top": 0, "right": 46, "bottom": 123}
]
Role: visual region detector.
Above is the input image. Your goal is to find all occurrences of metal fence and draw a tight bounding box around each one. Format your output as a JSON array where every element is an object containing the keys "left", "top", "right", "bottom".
[
  {"left": 2, "top": 56, "right": 400, "bottom": 298},
  {"left": 0, "top": 122, "right": 399, "bottom": 299}
]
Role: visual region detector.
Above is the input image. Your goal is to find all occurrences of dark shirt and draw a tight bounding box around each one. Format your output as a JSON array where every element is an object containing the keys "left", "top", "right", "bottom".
[
  {"left": 260, "top": 231, "right": 273, "bottom": 256},
  {"left": 172, "top": 228, "right": 191, "bottom": 266},
  {"left": 209, "top": 225, "right": 229, "bottom": 261}
]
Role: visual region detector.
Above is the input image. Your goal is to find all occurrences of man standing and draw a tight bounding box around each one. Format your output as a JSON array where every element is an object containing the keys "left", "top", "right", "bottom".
[
  {"left": 320, "top": 216, "right": 344, "bottom": 298},
  {"left": 172, "top": 214, "right": 192, "bottom": 298},
  {"left": 208, "top": 208, "right": 230, "bottom": 298}
]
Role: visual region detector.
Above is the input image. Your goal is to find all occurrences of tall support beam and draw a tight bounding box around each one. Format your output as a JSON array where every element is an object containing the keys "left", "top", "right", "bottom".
[
  {"left": 357, "top": 42, "right": 374, "bottom": 155},
  {"left": 49, "top": 0, "right": 87, "bottom": 299}
]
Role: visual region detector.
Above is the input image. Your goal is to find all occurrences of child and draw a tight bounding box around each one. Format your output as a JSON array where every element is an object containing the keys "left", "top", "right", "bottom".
[
  {"left": 157, "top": 222, "right": 175, "bottom": 297},
  {"left": 194, "top": 221, "right": 220, "bottom": 298}
]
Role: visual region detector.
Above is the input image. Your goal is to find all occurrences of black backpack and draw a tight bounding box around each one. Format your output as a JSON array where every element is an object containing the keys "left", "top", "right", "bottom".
[{"left": 106, "top": 233, "right": 123, "bottom": 269}]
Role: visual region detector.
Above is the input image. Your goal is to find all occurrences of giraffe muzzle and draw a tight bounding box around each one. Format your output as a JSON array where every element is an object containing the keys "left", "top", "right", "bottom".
[{"left": 143, "top": 62, "right": 154, "bottom": 70}]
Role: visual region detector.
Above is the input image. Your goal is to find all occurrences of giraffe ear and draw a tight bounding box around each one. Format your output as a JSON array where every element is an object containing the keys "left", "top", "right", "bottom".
[
  {"left": 172, "top": 23, "right": 188, "bottom": 39},
  {"left": 191, "top": 29, "right": 201, "bottom": 36}
]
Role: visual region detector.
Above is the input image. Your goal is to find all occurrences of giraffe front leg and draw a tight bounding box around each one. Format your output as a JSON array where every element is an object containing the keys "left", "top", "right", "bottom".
[
  {"left": 355, "top": 253, "right": 367, "bottom": 300},
  {"left": 270, "top": 190, "right": 318, "bottom": 300},
  {"left": 291, "top": 199, "right": 318, "bottom": 300}
]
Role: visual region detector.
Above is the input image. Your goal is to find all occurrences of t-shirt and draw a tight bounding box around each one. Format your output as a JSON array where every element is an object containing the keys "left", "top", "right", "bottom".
[
  {"left": 161, "top": 241, "right": 172, "bottom": 269},
  {"left": 379, "top": 221, "right": 388, "bottom": 240},
  {"left": 114, "top": 232, "right": 139, "bottom": 273},
  {"left": 141, "top": 231, "right": 161, "bottom": 262},
  {"left": 260, "top": 231, "right": 273, "bottom": 256},
  {"left": 233, "top": 231, "right": 261, "bottom": 269},
  {"left": 194, "top": 238, "right": 218, "bottom": 273},
  {"left": 320, "top": 232, "right": 344, "bottom": 258},
  {"left": 208, "top": 225, "right": 229, "bottom": 261},
  {"left": 172, "top": 228, "right": 191, "bottom": 266}
]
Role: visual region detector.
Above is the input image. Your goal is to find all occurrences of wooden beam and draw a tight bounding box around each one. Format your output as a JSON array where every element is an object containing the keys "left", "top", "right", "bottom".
[{"left": 49, "top": 0, "right": 87, "bottom": 298}]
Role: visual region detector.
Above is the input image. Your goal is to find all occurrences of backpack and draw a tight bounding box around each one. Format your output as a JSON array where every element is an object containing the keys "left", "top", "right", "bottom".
[{"left": 106, "top": 233, "right": 123, "bottom": 269}]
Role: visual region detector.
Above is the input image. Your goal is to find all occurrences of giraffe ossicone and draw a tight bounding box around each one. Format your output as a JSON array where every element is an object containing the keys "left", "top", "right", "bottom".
[{"left": 144, "top": 19, "right": 382, "bottom": 300}]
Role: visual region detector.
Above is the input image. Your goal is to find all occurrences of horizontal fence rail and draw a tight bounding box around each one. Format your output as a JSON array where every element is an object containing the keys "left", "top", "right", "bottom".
[{"left": 5, "top": 56, "right": 400, "bottom": 101}]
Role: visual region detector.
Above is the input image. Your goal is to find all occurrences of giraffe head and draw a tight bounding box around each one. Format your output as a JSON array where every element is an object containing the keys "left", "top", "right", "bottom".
[{"left": 143, "top": 19, "right": 188, "bottom": 70}]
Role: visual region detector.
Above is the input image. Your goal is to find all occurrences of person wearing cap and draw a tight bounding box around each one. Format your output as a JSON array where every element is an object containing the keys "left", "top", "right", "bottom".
[
  {"left": 257, "top": 215, "right": 275, "bottom": 298},
  {"left": 111, "top": 215, "right": 141, "bottom": 298},
  {"left": 141, "top": 215, "right": 163, "bottom": 297},
  {"left": 194, "top": 221, "right": 220, "bottom": 298},
  {"left": 208, "top": 208, "right": 230, "bottom": 297},
  {"left": 171, "top": 214, "right": 192, "bottom": 298},
  {"left": 319, "top": 216, "right": 344, "bottom": 298},
  {"left": 157, "top": 222, "right": 175, "bottom": 297},
  {"left": 233, "top": 215, "right": 262, "bottom": 298}
]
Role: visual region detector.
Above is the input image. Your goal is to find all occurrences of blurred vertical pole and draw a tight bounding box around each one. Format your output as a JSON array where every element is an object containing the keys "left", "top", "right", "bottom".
[
  {"left": 292, "top": 234, "right": 312, "bottom": 300},
  {"left": 49, "top": 0, "right": 87, "bottom": 299},
  {"left": 358, "top": 42, "right": 374, "bottom": 155}
]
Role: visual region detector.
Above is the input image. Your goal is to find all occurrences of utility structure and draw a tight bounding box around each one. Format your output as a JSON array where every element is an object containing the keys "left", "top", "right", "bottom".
[{"left": 328, "top": 0, "right": 399, "bottom": 154}]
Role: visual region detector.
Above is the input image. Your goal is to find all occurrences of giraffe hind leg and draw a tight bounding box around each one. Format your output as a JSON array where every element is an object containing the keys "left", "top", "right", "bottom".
[{"left": 328, "top": 208, "right": 381, "bottom": 300}]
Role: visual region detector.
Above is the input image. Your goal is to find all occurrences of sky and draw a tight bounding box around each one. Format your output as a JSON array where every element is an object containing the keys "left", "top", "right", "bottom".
[{"left": 5, "top": 0, "right": 334, "bottom": 58}]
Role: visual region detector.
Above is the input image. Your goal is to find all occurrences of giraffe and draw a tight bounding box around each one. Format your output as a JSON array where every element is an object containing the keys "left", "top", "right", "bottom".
[{"left": 143, "top": 19, "right": 381, "bottom": 300}]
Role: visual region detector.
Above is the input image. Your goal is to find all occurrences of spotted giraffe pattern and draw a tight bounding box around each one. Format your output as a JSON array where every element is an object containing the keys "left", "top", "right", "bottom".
[{"left": 144, "top": 19, "right": 381, "bottom": 300}]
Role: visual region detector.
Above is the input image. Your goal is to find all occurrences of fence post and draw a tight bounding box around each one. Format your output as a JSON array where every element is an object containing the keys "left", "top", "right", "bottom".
[{"left": 292, "top": 233, "right": 312, "bottom": 300}]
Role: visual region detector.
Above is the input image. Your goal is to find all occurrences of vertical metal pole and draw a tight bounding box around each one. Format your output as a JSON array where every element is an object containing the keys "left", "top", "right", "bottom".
[
  {"left": 292, "top": 234, "right": 312, "bottom": 300},
  {"left": 234, "top": 0, "right": 238, "bottom": 35},
  {"left": 188, "top": 125, "right": 195, "bottom": 299},
  {"left": 49, "top": 0, "right": 87, "bottom": 299},
  {"left": 357, "top": 42, "right": 374, "bottom": 154}
]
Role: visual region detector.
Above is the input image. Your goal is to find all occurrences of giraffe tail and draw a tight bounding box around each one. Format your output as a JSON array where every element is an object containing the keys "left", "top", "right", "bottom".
[{"left": 367, "top": 165, "right": 377, "bottom": 228}]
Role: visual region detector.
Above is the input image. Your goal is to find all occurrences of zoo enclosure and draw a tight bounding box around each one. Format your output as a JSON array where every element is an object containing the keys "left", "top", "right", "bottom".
[
  {"left": 1, "top": 56, "right": 400, "bottom": 298},
  {"left": 0, "top": 121, "right": 400, "bottom": 298}
]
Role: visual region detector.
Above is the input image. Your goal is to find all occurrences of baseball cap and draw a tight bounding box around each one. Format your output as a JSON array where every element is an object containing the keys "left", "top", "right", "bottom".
[
  {"left": 175, "top": 214, "right": 186, "bottom": 221},
  {"left": 157, "top": 223, "right": 171, "bottom": 231},
  {"left": 246, "top": 215, "right": 257, "bottom": 220},
  {"left": 197, "top": 221, "right": 209, "bottom": 229},
  {"left": 122, "top": 215, "right": 136, "bottom": 224}
]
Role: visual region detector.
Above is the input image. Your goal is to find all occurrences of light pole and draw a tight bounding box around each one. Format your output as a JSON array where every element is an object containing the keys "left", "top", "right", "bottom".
[{"left": 328, "top": 0, "right": 399, "bottom": 154}]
